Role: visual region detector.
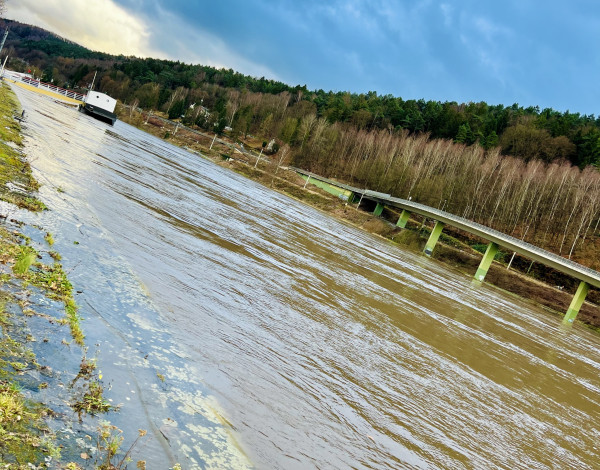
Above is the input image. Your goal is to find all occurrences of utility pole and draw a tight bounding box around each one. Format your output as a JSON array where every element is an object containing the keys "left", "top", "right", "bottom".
[
  {"left": 0, "top": 55, "right": 8, "bottom": 78},
  {"left": 89, "top": 71, "right": 97, "bottom": 91},
  {"left": 0, "top": 28, "right": 9, "bottom": 56},
  {"left": 254, "top": 148, "right": 263, "bottom": 168}
]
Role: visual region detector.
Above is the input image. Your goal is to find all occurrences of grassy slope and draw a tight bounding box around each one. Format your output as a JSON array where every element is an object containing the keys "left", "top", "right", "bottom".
[
  {"left": 0, "top": 83, "right": 58, "bottom": 466},
  {"left": 0, "top": 83, "right": 45, "bottom": 211},
  {"left": 0, "top": 83, "right": 116, "bottom": 468}
]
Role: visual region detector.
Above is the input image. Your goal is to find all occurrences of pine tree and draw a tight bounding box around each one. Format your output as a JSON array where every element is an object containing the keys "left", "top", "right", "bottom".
[{"left": 455, "top": 123, "right": 471, "bottom": 143}]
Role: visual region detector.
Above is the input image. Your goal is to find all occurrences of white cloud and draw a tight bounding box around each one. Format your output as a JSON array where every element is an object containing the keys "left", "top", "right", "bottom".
[
  {"left": 457, "top": 15, "right": 515, "bottom": 89},
  {"left": 6, "top": 0, "right": 279, "bottom": 80},
  {"left": 6, "top": 0, "right": 162, "bottom": 57},
  {"left": 472, "top": 16, "right": 513, "bottom": 44},
  {"left": 440, "top": 3, "right": 453, "bottom": 27}
]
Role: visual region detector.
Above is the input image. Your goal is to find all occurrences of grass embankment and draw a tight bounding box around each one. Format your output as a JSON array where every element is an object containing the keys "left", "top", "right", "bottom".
[
  {"left": 0, "top": 85, "right": 45, "bottom": 211},
  {"left": 1, "top": 226, "right": 84, "bottom": 346},
  {"left": 0, "top": 227, "right": 62, "bottom": 464},
  {"left": 0, "top": 83, "right": 127, "bottom": 468},
  {"left": 118, "top": 106, "right": 600, "bottom": 330}
]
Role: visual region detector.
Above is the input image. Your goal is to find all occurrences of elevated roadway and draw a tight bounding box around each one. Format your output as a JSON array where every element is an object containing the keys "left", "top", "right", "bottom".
[{"left": 292, "top": 167, "right": 599, "bottom": 323}]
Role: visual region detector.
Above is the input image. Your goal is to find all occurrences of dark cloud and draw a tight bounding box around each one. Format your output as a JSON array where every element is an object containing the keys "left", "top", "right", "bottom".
[{"left": 17, "top": 0, "right": 600, "bottom": 114}]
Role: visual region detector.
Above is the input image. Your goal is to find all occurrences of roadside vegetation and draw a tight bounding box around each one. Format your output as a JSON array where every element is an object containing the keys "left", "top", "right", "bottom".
[
  {"left": 3, "top": 228, "right": 84, "bottom": 346},
  {"left": 0, "top": 88, "right": 63, "bottom": 465}
]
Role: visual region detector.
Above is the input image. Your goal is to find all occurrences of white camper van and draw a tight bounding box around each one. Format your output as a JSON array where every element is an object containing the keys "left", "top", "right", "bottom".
[{"left": 80, "top": 91, "right": 117, "bottom": 125}]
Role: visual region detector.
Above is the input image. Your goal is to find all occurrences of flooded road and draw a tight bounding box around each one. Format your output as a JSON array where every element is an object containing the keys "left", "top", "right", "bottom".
[{"left": 11, "top": 86, "right": 600, "bottom": 469}]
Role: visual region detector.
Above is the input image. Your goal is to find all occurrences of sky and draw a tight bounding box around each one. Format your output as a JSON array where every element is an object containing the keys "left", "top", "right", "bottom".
[{"left": 6, "top": 0, "right": 600, "bottom": 115}]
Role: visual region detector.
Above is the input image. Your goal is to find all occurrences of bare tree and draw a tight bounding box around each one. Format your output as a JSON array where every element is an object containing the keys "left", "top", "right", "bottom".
[
  {"left": 128, "top": 99, "right": 139, "bottom": 119},
  {"left": 164, "top": 87, "right": 187, "bottom": 115},
  {"left": 226, "top": 90, "right": 241, "bottom": 126},
  {"left": 298, "top": 114, "right": 317, "bottom": 149}
]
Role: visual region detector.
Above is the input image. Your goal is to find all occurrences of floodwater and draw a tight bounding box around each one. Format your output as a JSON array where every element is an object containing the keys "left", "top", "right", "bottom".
[{"left": 9, "top": 85, "right": 600, "bottom": 469}]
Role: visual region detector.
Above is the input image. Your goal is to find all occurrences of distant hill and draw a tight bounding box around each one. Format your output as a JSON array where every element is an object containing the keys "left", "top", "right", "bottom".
[
  {"left": 2, "top": 19, "right": 111, "bottom": 60},
  {"left": 2, "top": 18, "right": 600, "bottom": 169}
]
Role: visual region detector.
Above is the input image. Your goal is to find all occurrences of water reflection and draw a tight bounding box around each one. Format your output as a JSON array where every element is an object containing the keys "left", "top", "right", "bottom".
[{"left": 13, "top": 86, "right": 600, "bottom": 469}]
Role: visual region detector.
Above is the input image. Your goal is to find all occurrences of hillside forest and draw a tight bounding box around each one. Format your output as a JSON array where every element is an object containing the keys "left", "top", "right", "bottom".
[{"left": 3, "top": 18, "right": 600, "bottom": 267}]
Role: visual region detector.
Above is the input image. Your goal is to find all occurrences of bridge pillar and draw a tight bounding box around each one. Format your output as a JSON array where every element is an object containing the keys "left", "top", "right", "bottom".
[
  {"left": 563, "top": 281, "right": 590, "bottom": 324},
  {"left": 396, "top": 210, "right": 410, "bottom": 228},
  {"left": 373, "top": 202, "right": 384, "bottom": 216},
  {"left": 474, "top": 242, "right": 499, "bottom": 282},
  {"left": 347, "top": 192, "right": 358, "bottom": 204},
  {"left": 424, "top": 221, "right": 444, "bottom": 256}
]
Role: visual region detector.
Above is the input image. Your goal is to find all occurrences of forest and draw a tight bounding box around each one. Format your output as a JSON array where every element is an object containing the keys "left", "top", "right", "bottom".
[{"left": 2, "top": 18, "right": 600, "bottom": 266}]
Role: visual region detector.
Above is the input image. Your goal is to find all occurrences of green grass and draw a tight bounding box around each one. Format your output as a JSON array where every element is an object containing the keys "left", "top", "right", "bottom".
[
  {"left": 0, "top": 83, "right": 45, "bottom": 211},
  {"left": 65, "top": 298, "right": 84, "bottom": 346},
  {"left": 72, "top": 381, "right": 112, "bottom": 417},
  {"left": 0, "top": 381, "right": 59, "bottom": 466},
  {"left": 44, "top": 232, "right": 55, "bottom": 246},
  {"left": 12, "top": 246, "right": 37, "bottom": 275},
  {"left": 1, "top": 226, "right": 85, "bottom": 346},
  {"left": 24, "top": 262, "right": 84, "bottom": 345},
  {"left": 0, "top": 85, "right": 22, "bottom": 145}
]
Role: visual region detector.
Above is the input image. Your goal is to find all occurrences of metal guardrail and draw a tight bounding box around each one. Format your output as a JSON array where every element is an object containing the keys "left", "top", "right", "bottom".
[
  {"left": 292, "top": 168, "right": 600, "bottom": 287},
  {"left": 385, "top": 196, "right": 600, "bottom": 282},
  {"left": 20, "top": 77, "right": 86, "bottom": 101},
  {"left": 290, "top": 167, "right": 391, "bottom": 198},
  {"left": 3, "top": 71, "right": 86, "bottom": 102}
]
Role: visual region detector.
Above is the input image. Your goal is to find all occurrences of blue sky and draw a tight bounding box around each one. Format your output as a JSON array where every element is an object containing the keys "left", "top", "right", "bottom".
[{"left": 7, "top": 0, "right": 600, "bottom": 115}]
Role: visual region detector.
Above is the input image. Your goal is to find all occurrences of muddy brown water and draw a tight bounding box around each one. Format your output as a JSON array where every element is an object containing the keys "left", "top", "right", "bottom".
[{"left": 9, "top": 86, "right": 600, "bottom": 469}]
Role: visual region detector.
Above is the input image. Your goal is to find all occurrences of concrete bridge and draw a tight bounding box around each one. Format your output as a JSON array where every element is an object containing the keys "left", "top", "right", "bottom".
[{"left": 292, "top": 167, "right": 599, "bottom": 325}]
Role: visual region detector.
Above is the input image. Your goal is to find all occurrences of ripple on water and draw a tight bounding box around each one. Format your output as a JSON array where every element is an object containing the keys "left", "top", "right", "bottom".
[{"left": 11, "top": 84, "right": 600, "bottom": 469}]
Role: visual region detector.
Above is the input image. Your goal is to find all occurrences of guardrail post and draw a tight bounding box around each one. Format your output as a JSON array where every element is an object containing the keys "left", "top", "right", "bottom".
[
  {"left": 396, "top": 209, "right": 410, "bottom": 228},
  {"left": 563, "top": 281, "right": 590, "bottom": 324},
  {"left": 474, "top": 242, "right": 499, "bottom": 281},
  {"left": 373, "top": 202, "right": 384, "bottom": 216},
  {"left": 424, "top": 221, "right": 444, "bottom": 256}
]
